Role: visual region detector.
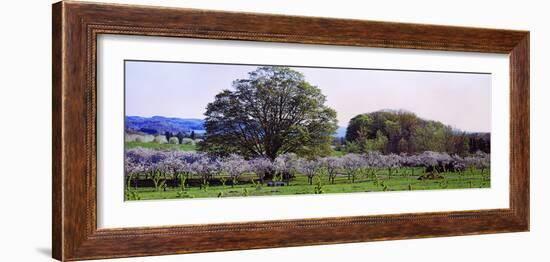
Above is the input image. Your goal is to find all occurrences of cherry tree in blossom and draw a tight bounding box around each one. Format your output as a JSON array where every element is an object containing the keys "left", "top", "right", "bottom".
[
  {"left": 465, "top": 151, "right": 490, "bottom": 175},
  {"left": 220, "top": 154, "right": 250, "bottom": 187},
  {"left": 381, "top": 153, "right": 401, "bottom": 178},
  {"left": 340, "top": 154, "right": 366, "bottom": 183},
  {"left": 189, "top": 155, "right": 220, "bottom": 190},
  {"left": 294, "top": 158, "right": 321, "bottom": 185},
  {"left": 319, "top": 156, "right": 342, "bottom": 184},
  {"left": 400, "top": 153, "right": 421, "bottom": 177},
  {"left": 274, "top": 153, "right": 299, "bottom": 183},
  {"left": 249, "top": 157, "right": 273, "bottom": 184}
]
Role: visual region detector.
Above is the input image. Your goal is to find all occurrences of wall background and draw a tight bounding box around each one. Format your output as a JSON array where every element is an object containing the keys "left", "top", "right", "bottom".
[{"left": 0, "top": 0, "right": 546, "bottom": 261}]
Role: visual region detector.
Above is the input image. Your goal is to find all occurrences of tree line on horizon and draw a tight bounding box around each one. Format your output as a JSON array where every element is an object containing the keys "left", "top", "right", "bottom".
[{"left": 341, "top": 110, "right": 490, "bottom": 156}]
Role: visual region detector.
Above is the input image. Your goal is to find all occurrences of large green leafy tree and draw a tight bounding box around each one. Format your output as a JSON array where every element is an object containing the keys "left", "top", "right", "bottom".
[{"left": 198, "top": 66, "right": 338, "bottom": 160}]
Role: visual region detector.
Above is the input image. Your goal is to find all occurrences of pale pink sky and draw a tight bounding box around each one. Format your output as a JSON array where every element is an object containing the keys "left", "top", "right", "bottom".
[{"left": 126, "top": 61, "right": 491, "bottom": 132}]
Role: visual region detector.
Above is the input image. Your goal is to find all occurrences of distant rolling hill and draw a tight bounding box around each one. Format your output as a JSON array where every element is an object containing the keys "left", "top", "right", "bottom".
[
  {"left": 126, "top": 115, "right": 348, "bottom": 137},
  {"left": 125, "top": 116, "right": 205, "bottom": 135}
]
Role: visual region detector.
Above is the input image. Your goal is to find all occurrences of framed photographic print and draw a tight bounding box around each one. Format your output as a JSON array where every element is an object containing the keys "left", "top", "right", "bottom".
[{"left": 52, "top": 1, "right": 529, "bottom": 261}]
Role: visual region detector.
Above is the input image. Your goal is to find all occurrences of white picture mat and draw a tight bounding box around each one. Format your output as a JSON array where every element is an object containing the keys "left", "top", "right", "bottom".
[{"left": 97, "top": 34, "right": 509, "bottom": 229}]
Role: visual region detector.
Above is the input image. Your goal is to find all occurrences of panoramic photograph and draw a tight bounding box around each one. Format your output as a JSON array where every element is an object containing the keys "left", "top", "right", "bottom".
[{"left": 124, "top": 61, "right": 491, "bottom": 201}]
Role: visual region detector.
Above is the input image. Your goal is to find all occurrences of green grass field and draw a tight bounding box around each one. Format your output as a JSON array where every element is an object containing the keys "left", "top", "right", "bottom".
[
  {"left": 125, "top": 141, "right": 197, "bottom": 151},
  {"left": 126, "top": 141, "right": 348, "bottom": 156},
  {"left": 126, "top": 168, "right": 490, "bottom": 201}
]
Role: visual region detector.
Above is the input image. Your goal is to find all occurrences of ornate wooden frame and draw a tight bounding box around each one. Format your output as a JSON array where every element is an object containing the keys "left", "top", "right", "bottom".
[{"left": 52, "top": 1, "right": 530, "bottom": 261}]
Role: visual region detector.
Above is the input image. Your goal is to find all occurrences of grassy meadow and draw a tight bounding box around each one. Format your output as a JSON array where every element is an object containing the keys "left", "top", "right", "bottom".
[
  {"left": 125, "top": 163, "right": 490, "bottom": 201},
  {"left": 126, "top": 141, "right": 197, "bottom": 151}
]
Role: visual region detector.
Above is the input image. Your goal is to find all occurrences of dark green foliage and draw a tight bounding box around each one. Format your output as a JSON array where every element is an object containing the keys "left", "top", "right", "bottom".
[
  {"left": 467, "top": 132, "right": 491, "bottom": 154},
  {"left": 345, "top": 110, "right": 490, "bottom": 155},
  {"left": 199, "top": 66, "right": 338, "bottom": 160}
]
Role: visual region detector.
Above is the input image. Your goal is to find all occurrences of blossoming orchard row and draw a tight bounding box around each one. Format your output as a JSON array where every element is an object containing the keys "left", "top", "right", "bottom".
[{"left": 125, "top": 148, "right": 490, "bottom": 191}]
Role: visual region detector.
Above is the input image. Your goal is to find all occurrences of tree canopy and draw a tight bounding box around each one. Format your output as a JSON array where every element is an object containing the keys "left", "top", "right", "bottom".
[
  {"left": 198, "top": 66, "right": 338, "bottom": 160},
  {"left": 345, "top": 110, "right": 490, "bottom": 155}
]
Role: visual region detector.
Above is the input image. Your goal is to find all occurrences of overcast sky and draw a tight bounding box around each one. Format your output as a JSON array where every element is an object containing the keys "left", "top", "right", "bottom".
[{"left": 125, "top": 61, "right": 491, "bottom": 132}]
